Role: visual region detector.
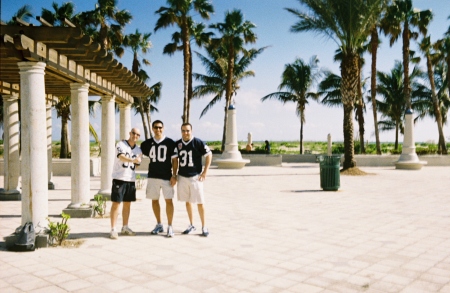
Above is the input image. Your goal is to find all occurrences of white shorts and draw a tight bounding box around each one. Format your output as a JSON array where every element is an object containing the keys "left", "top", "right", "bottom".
[
  {"left": 146, "top": 178, "right": 175, "bottom": 200},
  {"left": 177, "top": 175, "right": 205, "bottom": 204}
]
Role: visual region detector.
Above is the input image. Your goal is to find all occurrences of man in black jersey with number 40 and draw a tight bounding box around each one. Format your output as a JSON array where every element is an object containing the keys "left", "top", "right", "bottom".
[
  {"left": 141, "top": 120, "right": 178, "bottom": 238},
  {"left": 176, "top": 123, "right": 212, "bottom": 237}
]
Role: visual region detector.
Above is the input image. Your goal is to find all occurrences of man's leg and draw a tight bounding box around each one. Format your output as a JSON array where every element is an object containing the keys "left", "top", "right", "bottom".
[
  {"left": 110, "top": 202, "right": 121, "bottom": 228},
  {"left": 166, "top": 199, "right": 174, "bottom": 226},
  {"left": 122, "top": 201, "right": 131, "bottom": 226},
  {"left": 152, "top": 200, "right": 161, "bottom": 223},
  {"left": 198, "top": 204, "right": 205, "bottom": 228},
  {"left": 186, "top": 202, "right": 193, "bottom": 225}
]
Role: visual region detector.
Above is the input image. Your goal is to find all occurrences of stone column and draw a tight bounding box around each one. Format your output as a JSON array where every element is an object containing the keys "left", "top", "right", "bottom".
[
  {"left": 216, "top": 105, "right": 250, "bottom": 169},
  {"left": 18, "top": 62, "right": 48, "bottom": 226},
  {"left": 63, "top": 83, "right": 93, "bottom": 217},
  {"left": 395, "top": 109, "right": 427, "bottom": 170},
  {"left": 0, "top": 93, "right": 21, "bottom": 200},
  {"left": 119, "top": 103, "right": 131, "bottom": 140},
  {"left": 46, "top": 96, "right": 55, "bottom": 189},
  {"left": 98, "top": 95, "right": 115, "bottom": 197}
]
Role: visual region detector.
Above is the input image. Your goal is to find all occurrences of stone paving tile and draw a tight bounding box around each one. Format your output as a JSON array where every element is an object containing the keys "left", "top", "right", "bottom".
[
  {"left": 2, "top": 166, "right": 450, "bottom": 292},
  {"left": 28, "top": 285, "right": 67, "bottom": 293}
]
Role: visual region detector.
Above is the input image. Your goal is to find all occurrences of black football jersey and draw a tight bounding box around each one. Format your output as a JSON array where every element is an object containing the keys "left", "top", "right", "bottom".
[
  {"left": 176, "top": 137, "right": 211, "bottom": 177},
  {"left": 141, "top": 136, "right": 177, "bottom": 180}
]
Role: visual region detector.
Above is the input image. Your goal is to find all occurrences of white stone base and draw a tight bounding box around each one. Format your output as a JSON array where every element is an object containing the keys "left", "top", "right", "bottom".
[
  {"left": 215, "top": 159, "right": 250, "bottom": 169},
  {"left": 395, "top": 160, "right": 427, "bottom": 170}
]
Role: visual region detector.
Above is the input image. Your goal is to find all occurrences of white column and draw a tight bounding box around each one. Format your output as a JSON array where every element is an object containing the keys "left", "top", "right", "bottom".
[
  {"left": 99, "top": 95, "right": 115, "bottom": 196},
  {"left": 0, "top": 93, "right": 21, "bottom": 200},
  {"left": 18, "top": 62, "right": 48, "bottom": 226},
  {"left": 119, "top": 103, "right": 131, "bottom": 140},
  {"left": 395, "top": 109, "right": 426, "bottom": 170},
  {"left": 68, "top": 83, "right": 91, "bottom": 208},
  {"left": 46, "top": 96, "right": 55, "bottom": 189}
]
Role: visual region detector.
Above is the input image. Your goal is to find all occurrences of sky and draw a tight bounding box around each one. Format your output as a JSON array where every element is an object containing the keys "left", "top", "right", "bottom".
[{"left": 2, "top": 0, "right": 450, "bottom": 143}]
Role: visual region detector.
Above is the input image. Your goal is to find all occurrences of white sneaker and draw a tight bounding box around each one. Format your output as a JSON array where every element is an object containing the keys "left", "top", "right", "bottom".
[
  {"left": 182, "top": 224, "right": 196, "bottom": 234},
  {"left": 110, "top": 230, "right": 118, "bottom": 239},
  {"left": 121, "top": 226, "right": 136, "bottom": 236},
  {"left": 151, "top": 224, "right": 164, "bottom": 235},
  {"left": 201, "top": 227, "right": 209, "bottom": 237},
  {"left": 166, "top": 226, "right": 174, "bottom": 237}
]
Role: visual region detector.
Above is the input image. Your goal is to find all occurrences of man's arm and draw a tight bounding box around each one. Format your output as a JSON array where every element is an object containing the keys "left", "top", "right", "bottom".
[
  {"left": 118, "top": 153, "right": 141, "bottom": 164},
  {"left": 199, "top": 153, "right": 212, "bottom": 182},
  {"left": 170, "top": 157, "right": 178, "bottom": 186}
]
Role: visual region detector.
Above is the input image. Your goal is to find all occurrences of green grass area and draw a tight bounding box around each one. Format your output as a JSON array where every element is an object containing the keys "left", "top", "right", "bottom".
[{"left": 0, "top": 140, "right": 448, "bottom": 158}]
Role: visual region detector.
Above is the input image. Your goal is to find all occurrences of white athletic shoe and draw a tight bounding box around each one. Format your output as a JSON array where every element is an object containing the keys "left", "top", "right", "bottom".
[
  {"left": 151, "top": 224, "right": 164, "bottom": 235},
  {"left": 121, "top": 226, "right": 136, "bottom": 236},
  {"left": 110, "top": 230, "right": 118, "bottom": 239},
  {"left": 166, "top": 225, "right": 174, "bottom": 237}
]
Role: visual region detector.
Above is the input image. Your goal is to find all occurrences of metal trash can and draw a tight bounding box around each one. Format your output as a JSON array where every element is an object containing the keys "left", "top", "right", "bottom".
[{"left": 317, "top": 155, "right": 342, "bottom": 191}]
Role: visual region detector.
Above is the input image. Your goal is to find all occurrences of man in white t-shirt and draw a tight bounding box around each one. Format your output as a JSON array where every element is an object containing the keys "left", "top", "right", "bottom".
[{"left": 109, "top": 128, "right": 142, "bottom": 239}]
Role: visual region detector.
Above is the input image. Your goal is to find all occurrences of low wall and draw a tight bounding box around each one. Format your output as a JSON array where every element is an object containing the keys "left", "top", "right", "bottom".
[
  {"left": 0, "top": 154, "right": 448, "bottom": 177},
  {"left": 282, "top": 154, "right": 450, "bottom": 166}
]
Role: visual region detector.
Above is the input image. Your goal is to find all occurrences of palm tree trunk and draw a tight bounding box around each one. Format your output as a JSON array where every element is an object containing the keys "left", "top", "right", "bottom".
[
  {"left": 341, "top": 53, "right": 358, "bottom": 169},
  {"left": 222, "top": 45, "right": 235, "bottom": 152},
  {"left": 370, "top": 28, "right": 382, "bottom": 155},
  {"left": 395, "top": 122, "right": 399, "bottom": 150},
  {"left": 221, "top": 99, "right": 231, "bottom": 152},
  {"left": 60, "top": 115, "right": 70, "bottom": 158},
  {"left": 299, "top": 116, "right": 303, "bottom": 154},
  {"left": 187, "top": 46, "right": 193, "bottom": 123},
  {"left": 182, "top": 19, "right": 190, "bottom": 123},
  {"left": 357, "top": 58, "right": 365, "bottom": 154},
  {"left": 425, "top": 55, "right": 447, "bottom": 154},
  {"left": 136, "top": 97, "right": 149, "bottom": 139},
  {"left": 402, "top": 20, "right": 412, "bottom": 109},
  {"left": 145, "top": 110, "right": 153, "bottom": 139}
]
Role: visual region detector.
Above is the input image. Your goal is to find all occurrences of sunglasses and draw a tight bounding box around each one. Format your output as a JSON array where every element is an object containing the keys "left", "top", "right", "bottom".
[
  {"left": 153, "top": 126, "right": 163, "bottom": 130},
  {"left": 131, "top": 131, "right": 140, "bottom": 137}
]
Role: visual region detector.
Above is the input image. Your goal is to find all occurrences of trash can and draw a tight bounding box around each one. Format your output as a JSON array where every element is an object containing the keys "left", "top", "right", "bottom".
[{"left": 317, "top": 155, "right": 342, "bottom": 191}]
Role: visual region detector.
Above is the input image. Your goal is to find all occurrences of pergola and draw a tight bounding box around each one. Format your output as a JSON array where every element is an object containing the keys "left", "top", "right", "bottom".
[{"left": 0, "top": 21, "right": 151, "bottom": 227}]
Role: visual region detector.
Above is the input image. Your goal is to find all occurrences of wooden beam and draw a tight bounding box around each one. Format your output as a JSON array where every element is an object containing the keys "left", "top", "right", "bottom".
[{"left": 36, "top": 16, "right": 53, "bottom": 27}]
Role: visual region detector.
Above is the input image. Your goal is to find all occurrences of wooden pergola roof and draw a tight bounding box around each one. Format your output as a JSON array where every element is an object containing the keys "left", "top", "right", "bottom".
[{"left": 0, "top": 24, "right": 152, "bottom": 103}]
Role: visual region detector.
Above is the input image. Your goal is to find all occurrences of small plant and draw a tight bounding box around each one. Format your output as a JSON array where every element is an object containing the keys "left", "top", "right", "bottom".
[
  {"left": 135, "top": 174, "right": 146, "bottom": 189},
  {"left": 93, "top": 195, "right": 107, "bottom": 217},
  {"left": 46, "top": 213, "right": 70, "bottom": 246}
]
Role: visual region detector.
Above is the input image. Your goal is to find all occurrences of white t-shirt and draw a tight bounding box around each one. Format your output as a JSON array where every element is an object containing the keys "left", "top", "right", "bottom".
[{"left": 111, "top": 140, "right": 142, "bottom": 182}]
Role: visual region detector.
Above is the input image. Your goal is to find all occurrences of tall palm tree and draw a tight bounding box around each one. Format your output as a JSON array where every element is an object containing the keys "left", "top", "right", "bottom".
[
  {"left": 41, "top": 2, "right": 75, "bottom": 26},
  {"left": 369, "top": 25, "right": 383, "bottom": 155},
  {"left": 287, "top": 0, "right": 386, "bottom": 169},
  {"left": 376, "top": 61, "right": 426, "bottom": 149},
  {"left": 381, "top": 0, "right": 432, "bottom": 110},
  {"left": 76, "top": 0, "right": 132, "bottom": 57},
  {"left": 261, "top": 57, "right": 320, "bottom": 154},
  {"left": 193, "top": 45, "right": 266, "bottom": 150},
  {"left": 154, "top": 0, "right": 214, "bottom": 123},
  {"left": 418, "top": 36, "right": 447, "bottom": 154},
  {"left": 209, "top": 9, "right": 257, "bottom": 151},
  {"left": 124, "top": 29, "right": 152, "bottom": 139},
  {"left": 53, "top": 96, "right": 71, "bottom": 158}
]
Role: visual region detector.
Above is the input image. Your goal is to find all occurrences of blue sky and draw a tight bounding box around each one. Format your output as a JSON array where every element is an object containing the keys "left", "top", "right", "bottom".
[{"left": 2, "top": 0, "right": 450, "bottom": 143}]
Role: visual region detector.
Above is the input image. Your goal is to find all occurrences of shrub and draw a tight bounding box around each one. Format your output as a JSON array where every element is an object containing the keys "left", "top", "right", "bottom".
[{"left": 46, "top": 213, "right": 70, "bottom": 246}]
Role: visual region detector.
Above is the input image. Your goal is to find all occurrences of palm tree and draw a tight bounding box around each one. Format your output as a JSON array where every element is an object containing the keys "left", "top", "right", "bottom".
[
  {"left": 318, "top": 70, "right": 369, "bottom": 154},
  {"left": 209, "top": 9, "right": 257, "bottom": 151},
  {"left": 4, "top": 4, "right": 33, "bottom": 25},
  {"left": 261, "top": 57, "right": 320, "bottom": 154},
  {"left": 154, "top": 0, "right": 214, "bottom": 123},
  {"left": 287, "top": 0, "right": 386, "bottom": 169},
  {"left": 53, "top": 96, "right": 71, "bottom": 158},
  {"left": 41, "top": 2, "right": 75, "bottom": 26},
  {"left": 375, "top": 61, "right": 426, "bottom": 149},
  {"left": 418, "top": 36, "right": 447, "bottom": 154},
  {"left": 76, "top": 0, "right": 132, "bottom": 57},
  {"left": 124, "top": 29, "right": 152, "bottom": 139},
  {"left": 381, "top": 0, "right": 432, "bottom": 110},
  {"left": 193, "top": 45, "right": 266, "bottom": 150},
  {"left": 369, "top": 25, "right": 383, "bottom": 155}
]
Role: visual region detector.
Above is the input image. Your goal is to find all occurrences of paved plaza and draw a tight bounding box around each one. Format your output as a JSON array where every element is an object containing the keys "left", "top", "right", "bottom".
[{"left": 1, "top": 163, "right": 450, "bottom": 292}]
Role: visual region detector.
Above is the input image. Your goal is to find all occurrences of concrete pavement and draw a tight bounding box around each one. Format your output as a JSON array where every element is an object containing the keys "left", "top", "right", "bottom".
[{"left": 1, "top": 163, "right": 450, "bottom": 292}]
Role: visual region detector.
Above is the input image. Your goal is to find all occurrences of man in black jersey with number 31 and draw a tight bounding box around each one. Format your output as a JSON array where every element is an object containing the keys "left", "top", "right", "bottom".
[{"left": 176, "top": 123, "right": 212, "bottom": 237}]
